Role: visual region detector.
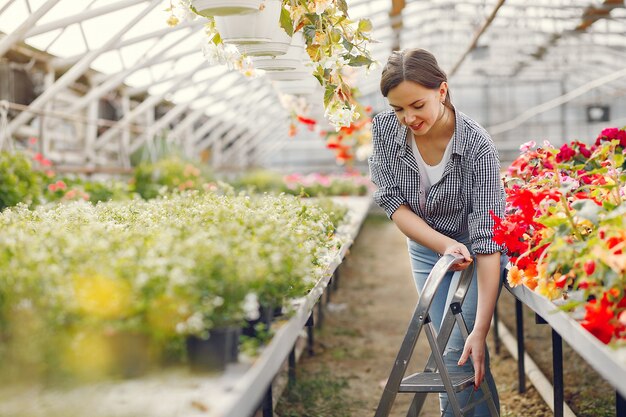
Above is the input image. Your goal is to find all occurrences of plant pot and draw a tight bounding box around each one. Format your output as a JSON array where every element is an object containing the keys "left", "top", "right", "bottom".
[
  {"left": 214, "top": 0, "right": 281, "bottom": 45},
  {"left": 254, "top": 32, "right": 306, "bottom": 71},
  {"left": 191, "top": 0, "right": 261, "bottom": 17},
  {"left": 186, "top": 327, "right": 241, "bottom": 372},
  {"left": 242, "top": 304, "right": 283, "bottom": 337}
]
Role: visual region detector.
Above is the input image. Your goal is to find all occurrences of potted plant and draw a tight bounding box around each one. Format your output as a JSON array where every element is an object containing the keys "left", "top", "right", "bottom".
[
  {"left": 492, "top": 128, "right": 626, "bottom": 345},
  {"left": 166, "top": 0, "right": 375, "bottom": 131},
  {"left": 190, "top": 0, "right": 262, "bottom": 17}
]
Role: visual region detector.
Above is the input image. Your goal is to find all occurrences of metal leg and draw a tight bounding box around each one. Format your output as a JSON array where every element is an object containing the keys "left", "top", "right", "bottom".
[
  {"left": 617, "top": 391, "right": 626, "bottom": 417},
  {"left": 515, "top": 299, "right": 526, "bottom": 393},
  {"left": 406, "top": 393, "right": 427, "bottom": 417},
  {"left": 333, "top": 268, "right": 340, "bottom": 291},
  {"left": 552, "top": 329, "right": 564, "bottom": 417},
  {"left": 306, "top": 313, "right": 314, "bottom": 356},
  {"left": 262, "top": 385, "right": 273, "bottom": 417},
  {"left": 317, "top": 299, "right": 325, "bottom": 329},
  {"left": 288, "top": 347, "right": 296, "bottom": 388}
]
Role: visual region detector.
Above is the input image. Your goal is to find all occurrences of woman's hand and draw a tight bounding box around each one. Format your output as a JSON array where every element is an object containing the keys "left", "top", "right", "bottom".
[
  {"left": 458, "top": 330, "right": 487, "bottom": 389},
  {"left": 443, "top": 242, "right": 472, "bottom": 271}
]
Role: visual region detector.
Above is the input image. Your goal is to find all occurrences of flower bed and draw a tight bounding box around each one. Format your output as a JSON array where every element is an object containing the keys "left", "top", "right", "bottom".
[
  {"left": 492, "top": 127, "right": 626, "bottom": 346},
  {"left": 0, "top": 190, "right": 345, "bottom": 381},
  {"left": 232, "top": 169, "right": 372, "bottom": 197}
]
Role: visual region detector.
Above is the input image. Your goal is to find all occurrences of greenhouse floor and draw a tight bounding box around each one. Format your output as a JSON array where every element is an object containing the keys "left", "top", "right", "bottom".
[{"left": 276, "top": 212, "right": 552, "bottom": 417}]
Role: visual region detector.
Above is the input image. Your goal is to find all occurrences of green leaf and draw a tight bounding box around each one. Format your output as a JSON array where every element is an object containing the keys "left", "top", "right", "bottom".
[
  {"left": 357, "top": 18, "right": 372, "bottom": 32},
  {"left": 336, "top": 0, "right": 349, "bottom": 16},
  {"left": 324, "top": 85, "right": 335, "bottom": 107},
  {"left": 279, "top": 6, "right": 294, "bottom": 36},
  {"left": 571, "top": 199, "right": 600, "bottom": 224},
  {"left": 303, "top": 25, "right": 317, "bottom": 43},
  {"left": 538, "top": 216, "right": 568, "bottom": 228},
  {"left": 555, "top": 299, "right": 585, "bottom": 312},
  {"left": 348, "top": 55, "right": 374, "bottom": 67}
]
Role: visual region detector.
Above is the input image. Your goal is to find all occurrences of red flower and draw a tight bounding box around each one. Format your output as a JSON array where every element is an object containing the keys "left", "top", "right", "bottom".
[
  {"left": 595, "top": 127, "right": 626, "bottom": 148},
  {"left": 583, "top": 260, "right": 595, "bottom": 275},
  {"left": 556, "top": 144, "right": 576, "bottom": 162},
  {"left": 581, "top": 295, "right": 616, "bottom": 344},
  {"left": 297, "top": 115, "right": 317, "bottom": 126}
]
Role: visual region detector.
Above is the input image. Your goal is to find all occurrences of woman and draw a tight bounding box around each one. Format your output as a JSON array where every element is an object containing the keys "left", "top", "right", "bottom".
[{"left": 368, "top": 48, "right": 506, "bottom": 416}]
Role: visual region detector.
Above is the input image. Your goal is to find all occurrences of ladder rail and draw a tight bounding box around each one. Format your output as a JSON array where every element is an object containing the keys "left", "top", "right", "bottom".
[
  {"left": 375, "top": 254, "right": 471, "bottom": 417},
  {"left": 424, "top": 264, "right": 475, "bottom": 372}
]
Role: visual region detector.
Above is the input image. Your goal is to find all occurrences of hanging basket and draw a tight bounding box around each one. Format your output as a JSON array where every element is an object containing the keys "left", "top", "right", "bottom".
[
  {"left": 253, "top": 32, "right": 306, "bottom": 70},
  {"left": 191, "top": 0, "right": 261, "bottom": 17},
  {"left": 214, "top": 0, "right": 282, "bottom": 45}
]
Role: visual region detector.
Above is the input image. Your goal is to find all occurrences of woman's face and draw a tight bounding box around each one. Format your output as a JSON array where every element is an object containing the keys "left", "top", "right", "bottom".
[{"left": 387, "top": 80, "right": 447, "bottom": 136}]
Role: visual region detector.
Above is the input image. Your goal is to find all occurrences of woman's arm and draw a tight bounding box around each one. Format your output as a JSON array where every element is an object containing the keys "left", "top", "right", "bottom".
[
  {"left": 457, "top": 252, "right": 501, "bottom": 389},
  {"left": 392, "top": 204, "right": 473, "bottom": 269}
]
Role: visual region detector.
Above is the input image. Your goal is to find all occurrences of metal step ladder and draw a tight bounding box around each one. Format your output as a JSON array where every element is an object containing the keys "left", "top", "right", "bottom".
[{"left": 375, "top": 254, "right": 499, "bottom": 417}]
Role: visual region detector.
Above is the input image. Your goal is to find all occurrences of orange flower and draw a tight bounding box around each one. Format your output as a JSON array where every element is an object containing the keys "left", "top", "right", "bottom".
[
  {"left": 507, "top": 265, "right": 524, "bottom": 287},
  {"left": 523, "top": 274, "right": 538, "bottom": 290}
]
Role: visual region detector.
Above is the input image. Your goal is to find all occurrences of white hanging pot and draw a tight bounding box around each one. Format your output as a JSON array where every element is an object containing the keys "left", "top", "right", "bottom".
[
  {"left": 253, "top": 32, "right": 306, "bottom": 69},
  {"left": 191, "top": 0, "right": 261, "bottom": 17},
  {"left": 214, "top": 0, "right": 282, "bottom": 45}
]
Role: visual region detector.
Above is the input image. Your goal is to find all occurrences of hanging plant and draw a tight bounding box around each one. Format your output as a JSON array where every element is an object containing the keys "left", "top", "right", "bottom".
[{"left": 165, "top": 0, "right": 376, "bottom": 130}]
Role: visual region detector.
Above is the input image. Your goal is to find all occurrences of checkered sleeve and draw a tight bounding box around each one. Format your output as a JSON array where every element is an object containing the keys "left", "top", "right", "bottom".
[
  {"left": 468, "top": 143, "right": 506, "bottom": 254},
  {"left": 368, "top": 114, "right": 407, "bottom": 219}
]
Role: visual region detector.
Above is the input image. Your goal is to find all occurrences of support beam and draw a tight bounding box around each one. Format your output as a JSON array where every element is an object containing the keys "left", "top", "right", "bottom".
[
  {"left": 449, "top": 0, "right": 506, "bottom": 77},
  {"left": 0, "top": 0, "right": 62, "bottom": 58},
  {"left": 6, "top": 0, "right": 162, "bottom": 138},
  {"left": 67, "top": 31, "right": 200, "bottom": 113},
  {"left": 51, "top": 19, "right": 203, "bottom": 69},
  {"left": 389, "top": 0, "right": 405, "bottom": 51},
  {"left": 24, "top": 0, "right": 150, "bottom": 38},
  {"left": 128, "top": 81, "right": 213, "bottom": 154},
  {"left": 94, "top": 60, "right": 206, "bottom": 151},
  {"left": 125, "top": 54, "right": 225, "bottom": 97}
]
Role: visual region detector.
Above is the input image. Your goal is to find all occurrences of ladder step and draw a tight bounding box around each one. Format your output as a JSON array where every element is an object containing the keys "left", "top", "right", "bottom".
[{"left": 399, "top": 372, "right": 475, "bottom": 393}]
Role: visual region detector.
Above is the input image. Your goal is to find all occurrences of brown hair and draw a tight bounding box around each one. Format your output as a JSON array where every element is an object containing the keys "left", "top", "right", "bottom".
[{"left": 380, "top": 48, "right": 451, "bottom": 106}]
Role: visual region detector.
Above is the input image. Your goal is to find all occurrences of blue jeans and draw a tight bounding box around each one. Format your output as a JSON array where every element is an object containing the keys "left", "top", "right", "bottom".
[{"left": 408, "top": 239, "right": 505, "bottom": 417}]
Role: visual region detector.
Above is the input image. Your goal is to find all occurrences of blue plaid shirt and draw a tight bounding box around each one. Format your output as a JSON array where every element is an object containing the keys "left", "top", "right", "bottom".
[{"left": 368, "top": 108, "right": 505, "bottom": 255}]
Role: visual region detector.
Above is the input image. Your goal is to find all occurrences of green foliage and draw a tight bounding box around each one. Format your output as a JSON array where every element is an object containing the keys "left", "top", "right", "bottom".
[
  {"left": 131, "top": 156, "right": 212, "bottom": 199},
  {"left": 0, "top": 151, "right": 42, "bottom": 211}
]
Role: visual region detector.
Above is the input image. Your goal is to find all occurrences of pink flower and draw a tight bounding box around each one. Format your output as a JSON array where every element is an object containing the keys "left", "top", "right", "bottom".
[{"left": 519, "top": 140, "right": 536, "bottom": 152}]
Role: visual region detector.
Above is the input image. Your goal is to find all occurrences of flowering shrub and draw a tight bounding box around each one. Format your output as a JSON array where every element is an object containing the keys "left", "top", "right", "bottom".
[
  {"left": 232, "top": 169, "right": 372, "bottom": 197},
  {"left": 0, "top": 191, "right": 344, "bottom": 380},
  {"left": 131, "top": 156, "right": 212, "bottom": 199},
  {"left": 0, "top": 151, "right": 43, "bottom": 211},
  {"left": 165, "top": 0, "right": 376, "bottom": 130},
  {"left": 493, "top": 128, "right": 626, "bottom": 345}
]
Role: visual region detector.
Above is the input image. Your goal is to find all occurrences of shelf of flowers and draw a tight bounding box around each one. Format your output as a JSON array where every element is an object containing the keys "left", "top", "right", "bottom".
[
  {"left": 492, "top": 127, "right": 626, "bottom": 396},
  {"left": 0, "top": 180, "right": 371, "bottom": 416}
]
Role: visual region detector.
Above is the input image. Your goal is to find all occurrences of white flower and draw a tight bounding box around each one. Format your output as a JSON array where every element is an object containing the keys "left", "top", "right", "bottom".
[
  {"left": 202, "top": 42, "right": 240, "bottom": 66},
  {"left": 172, "top": 0, "right": 196, "bottom": 22},
  {"left": 312, "top": 0, "right": 333, "bottom": 15},
  {"left": 325, "top": 102, "right": 359, "bottom": 130},
  {"left": 242, "top": 293, "right": 260, "bottom": 321}
]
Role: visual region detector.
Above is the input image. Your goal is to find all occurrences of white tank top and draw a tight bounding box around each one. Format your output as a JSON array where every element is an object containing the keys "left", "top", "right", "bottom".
[{"left": 411, "top": 133, "right": 454, "bottom": 195}]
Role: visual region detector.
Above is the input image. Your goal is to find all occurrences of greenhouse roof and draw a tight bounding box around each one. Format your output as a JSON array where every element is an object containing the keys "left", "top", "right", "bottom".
[{"left": 0, "top": 0, "right": 625, "bottom": 168}]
